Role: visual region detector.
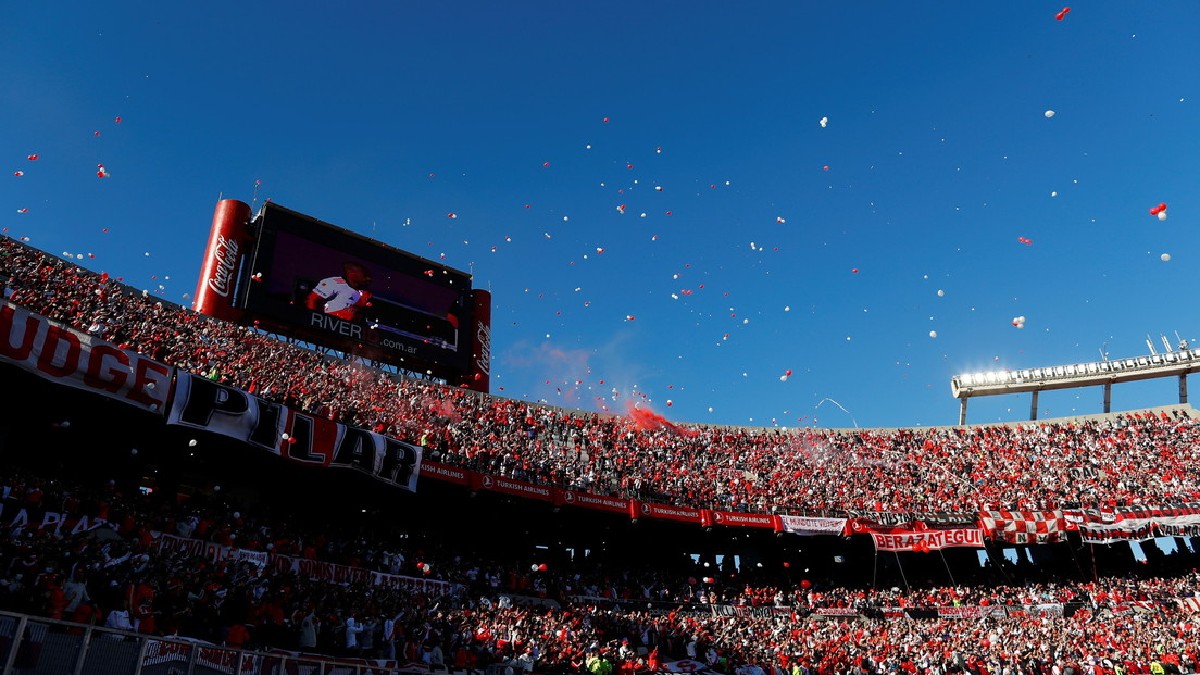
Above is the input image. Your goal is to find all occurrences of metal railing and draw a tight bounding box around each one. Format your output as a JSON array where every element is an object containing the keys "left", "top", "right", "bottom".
[{"left": 0, "top": 609, "right": 425, "bottom": 675}]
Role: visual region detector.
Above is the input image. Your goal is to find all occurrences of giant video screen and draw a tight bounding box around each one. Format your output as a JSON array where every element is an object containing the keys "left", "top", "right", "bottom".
[{"left": 241, "top": 203, "right": 473, "bottom": 374}]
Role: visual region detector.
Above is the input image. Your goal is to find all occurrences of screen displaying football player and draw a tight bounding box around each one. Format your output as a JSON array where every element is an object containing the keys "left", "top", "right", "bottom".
[{"left": 305, "top": 261, "right": 373, "bottom": 321}]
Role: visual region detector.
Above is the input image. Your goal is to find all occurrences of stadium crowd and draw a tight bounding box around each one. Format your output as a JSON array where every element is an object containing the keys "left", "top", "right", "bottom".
[
  {"left": 4, "top": 468, "right": 1200, "bottom": 674},
  {"left": 4, "top": 237, "right": 1200, "bottom": 519},
  {"left": 7, "top": 239, "right": 1200, "bottom": 673}
]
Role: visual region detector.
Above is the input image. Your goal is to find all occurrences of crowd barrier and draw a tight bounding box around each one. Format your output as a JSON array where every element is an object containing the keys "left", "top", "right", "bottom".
[{"left": 0, "top": 609, "right": 449, "bottom": 675}]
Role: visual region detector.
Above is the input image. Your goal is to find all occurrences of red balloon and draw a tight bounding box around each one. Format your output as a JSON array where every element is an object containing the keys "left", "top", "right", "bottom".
[
  {"left": 1055, "top": 7, "right": 1071, "bottom": 20},
  {"left": 1150, "top": 203, "right": 1167, "bottom": 215}
]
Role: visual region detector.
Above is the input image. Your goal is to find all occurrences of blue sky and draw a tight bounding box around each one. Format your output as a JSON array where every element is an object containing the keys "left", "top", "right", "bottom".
[{"left": 3, "top": 2, "right": 1198, "bottom": 428}]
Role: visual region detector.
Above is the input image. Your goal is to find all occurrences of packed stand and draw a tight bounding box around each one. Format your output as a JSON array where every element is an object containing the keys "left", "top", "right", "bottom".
[
  {"left": 5, "top": 469, "right": 1200, "bottom": 674},
  {"left": 5, "top": 238, "right": 1200, "bottom": 520}
]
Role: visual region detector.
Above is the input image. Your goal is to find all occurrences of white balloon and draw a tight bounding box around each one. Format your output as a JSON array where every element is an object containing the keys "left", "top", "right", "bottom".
[
  {"left": 1044, "top": 110, "right": 1056, "bottom": 118},
  {"left": 929, "top": 330, "right": 938, "bottom": 338},
  {"left": 1158, "top": 211, "right": 1168, "bottom": 221},
  {"left": 937, "top": 289, "right": 945, "bottom": 297},
  {"left": 1161, "top": 253, "right": 1172, "bottom": 262},
  {"left": 188, "top": 439, "right": 198, "bottom": 447}
]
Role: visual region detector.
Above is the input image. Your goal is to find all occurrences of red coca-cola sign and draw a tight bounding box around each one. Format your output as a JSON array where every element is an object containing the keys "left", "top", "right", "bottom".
[{"left": 205, "top": 233, "right": 240, "bottom": 299}]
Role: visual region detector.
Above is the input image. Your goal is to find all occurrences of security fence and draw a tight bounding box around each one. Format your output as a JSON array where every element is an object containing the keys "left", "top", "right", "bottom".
[{"left": 0, "top": 610, "right": 412, "bottom": 675}]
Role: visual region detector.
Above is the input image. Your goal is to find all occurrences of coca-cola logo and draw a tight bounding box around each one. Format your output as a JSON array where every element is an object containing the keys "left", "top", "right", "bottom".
[
  {"left": 475, "top": 323, "right": 491, "bottom": 375},
  {"left": 205, "top": 234, "right": 240, "bottom": 299}
]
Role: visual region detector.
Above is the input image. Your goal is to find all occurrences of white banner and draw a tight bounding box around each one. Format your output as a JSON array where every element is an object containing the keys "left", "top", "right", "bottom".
[
  {"left": 0, "top": 301, "right": 171, "bottom": 413},
  {"left": 158, "top": 533, "right": 268, "bottom": 568},
  {"left": 1079, "top": 520, "right": 1156, "bottom": 544},
  {"left": 780, "top": 515, "right": 848, "bottom": 535},
  {"left": 168, "top": 372, "right": 422, "bottom": 492}
]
